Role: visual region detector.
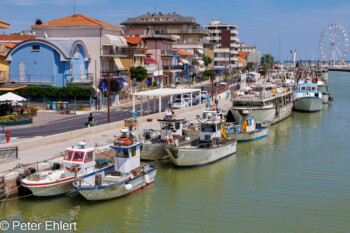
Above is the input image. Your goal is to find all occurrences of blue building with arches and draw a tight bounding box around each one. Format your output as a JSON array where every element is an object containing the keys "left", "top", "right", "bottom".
[{"left": 6, "top": 39, "right": 90, "bottom": 87}]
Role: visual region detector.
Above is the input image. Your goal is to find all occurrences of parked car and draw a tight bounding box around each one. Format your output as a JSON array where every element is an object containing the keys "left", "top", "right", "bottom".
[
  {"left": 219, "top": 82, "right": 227, "bottom": 86},
  {"left": 172, "top": 99, "right": 190, "bottom": 109},
  {"left": 175, "top": 93, "right": 196, "bottom": 105}
]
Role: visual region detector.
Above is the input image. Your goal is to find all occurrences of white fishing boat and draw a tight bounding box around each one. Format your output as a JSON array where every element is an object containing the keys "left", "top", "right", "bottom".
[
  {"left": 231, "top": 86, "right": 293, "bottom": 124},
  {"left": 74, "top": 129, "right": 157, "bottom": 201},
  {"left": 226, "top": 110, "right": 269, "bottom": 141},
  {"left": 141, "top": 112, "right": 188, "bottom": 161},
  {"left": 293, "top": 83, "right": 323, "bottom": 112},
  {"left": 317, "top": 80, "right": 333, "bottom": 104},
  {"left": 165, "top": 114, "right": 237, "bottom": 167},
  {"left": 21, "top": 142, "right": 111, "bottom": 197}
]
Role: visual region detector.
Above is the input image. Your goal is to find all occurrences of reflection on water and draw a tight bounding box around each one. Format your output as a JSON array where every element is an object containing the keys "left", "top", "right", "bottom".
[{"left": 2, "top": 71, "right": 350, "bottom": 232}]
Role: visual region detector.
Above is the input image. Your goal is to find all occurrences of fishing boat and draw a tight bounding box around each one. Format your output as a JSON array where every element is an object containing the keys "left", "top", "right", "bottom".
[
  {"left": 74, "top": 129, "right": 157, "bottom": 201},
  {"left": 21, "top": 142, "right": 111, "bottom": 197},
  {"left": 141, "top": 112, "right": 188, "bottom": 161},
  {"left": 317, "top": 80, "right": 333, "bottom": 104},
  {"left": 231, "top": 85, "right": 293, "bottom": 124},
  {"left": 225, "top": 110, "right": 269, "bottom": 141},
  {"left": 165, "top": 113, "right": 237, "bottom": 167},
  {"left": 293, "top": 83, "right": 323, "bottom": 112}
]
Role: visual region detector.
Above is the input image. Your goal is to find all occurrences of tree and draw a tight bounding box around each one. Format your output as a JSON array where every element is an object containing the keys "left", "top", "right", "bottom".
[
  {"left": 261, "top": 54, "right": 275, "bottom": 65},
  {"left": 99, "top": 78, "right": 120, "bottom": 94},
  {"left": 203, "top": 55, "right": 213, "bottom": 67},
  {"left": 130, "top": 66, "right": 147, "bottom": 82},
  {"left": 203, "top": 70, "right": 212, "bottom": 78},
  {"left": 223, "top": 70, "right": 230, "bottom": 82}
]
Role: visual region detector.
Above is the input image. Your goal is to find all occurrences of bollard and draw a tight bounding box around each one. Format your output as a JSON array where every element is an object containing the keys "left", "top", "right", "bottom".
[{"left": 6, "top": 130, "right": 10, "bottom": 143}]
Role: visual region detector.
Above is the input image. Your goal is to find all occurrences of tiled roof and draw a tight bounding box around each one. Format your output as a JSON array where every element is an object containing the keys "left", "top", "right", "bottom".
[
  {"left": 123, "top": 36, "right": 143, "bottom": 45},
  {"left": 32, "top": 14, "right": 122, "bottom": 29},
  {"left": 238, "top": 51, "right": 249, "bottom": 58},
  {"left": 0, "top": 43, "right": 15, "bottom": 48},
  {"left": 175, "top": 49, "right": 194, "bottom": 56},
  {"left": 0, "top": 35, "right": 35, "bottom": 41},
  {"left": 0, "top": 20, "right": 10, "bottom": 29}
]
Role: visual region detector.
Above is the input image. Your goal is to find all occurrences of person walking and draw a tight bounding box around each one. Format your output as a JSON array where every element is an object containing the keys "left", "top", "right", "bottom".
[{"left": 86, "top": 113, "right": 95, "bottom": 127}]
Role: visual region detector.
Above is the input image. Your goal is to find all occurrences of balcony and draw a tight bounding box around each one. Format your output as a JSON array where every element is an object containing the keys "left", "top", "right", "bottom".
[
  {"left": 166, "top": 27, "right": 208, "bottom": 34},
  {"left": 65, "top": 73, "right": 94, "bottom": 84},
  {"left": 230, "top": 50, "right": 239, "bottom": 55},
  {"left": 214, "top": 57, "right": 230, "bottom": 62},
  {"left": 230, "top": 30, "right": 238, "bottom": 35},
  {"left": 163, "top": 65, "right": 183, "bottom": 71},
  {"left": 161, "top": 50, "right": 178, "bottom": 56},
  {"left": 145, "top": 65, "right": 157, "bottom": 74},
  {"left": 101, "top": 46, "right": 127, "bottom": 57}
]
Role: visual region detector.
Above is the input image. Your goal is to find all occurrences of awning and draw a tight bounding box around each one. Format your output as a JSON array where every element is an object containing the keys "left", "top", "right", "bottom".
[
  {"left": 113, "top": 58, "right": 125, "bottom": 70},
  {"left": 178, "top": 61, "right": 184, "bottom": 66},
  {"left": 102, "top": 35, "right": 128, "bottom": 47},
  {"left": 145, "top": 57, "right": 157, "bottom": 64},
  {"left": 196, "top": 49, "right": 204, "bottom": 54},
  {"left": 198, "top": 60, "right": 205, "bottom": 65},
  {"left": 179, "top": 58, "right": 189, "bottom": 64},
  {"left": 123, "top": 82, "right": 130, "bottom": 87},
  {"left": 154, "top": 70, "right": 163, "bottom": 76},
  {"left": 0, "top": 92, "right": 27, "bottom": 102},
  {"left": 154, "top": 75, "right": 164, "bottom": 79},
  {"left": 134, "top": 54, "right": 146, "bottom": 57}
]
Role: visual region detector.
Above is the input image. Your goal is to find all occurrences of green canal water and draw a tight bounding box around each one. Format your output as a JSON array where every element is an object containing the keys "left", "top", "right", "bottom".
[{"left": 2, "top": 71, "right": 350, "bottom": 232}]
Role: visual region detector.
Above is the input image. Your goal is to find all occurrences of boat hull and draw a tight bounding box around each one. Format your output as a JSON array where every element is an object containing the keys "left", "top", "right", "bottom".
[
  {"left": 22, "top": 177, "right": 74, "bottom": 197},
  {"left": 231, "top": 103, "right": 292, "bottom": 125},
  {"left": 76, "top": 169, "right": 157, "bottom": 201},
  {"left": 322, "top": 93, "right": 330, "bottom": 104},
  {"left": 166, "top": 141, "right": 237, "bottom": 167},
  {"left": 293, "top": 97, "right": 323, "bottom": 112},
  {"left": 141, "top": 143, "right": 169, "bottom": 160},
  {"left": 227, "top": 127, "right": 268, "bottom": 141}
]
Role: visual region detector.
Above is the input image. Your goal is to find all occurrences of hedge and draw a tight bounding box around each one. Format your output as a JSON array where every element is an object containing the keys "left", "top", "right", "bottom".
[{"left": 0, "top": 85, "right": 96, "bottom": 99}]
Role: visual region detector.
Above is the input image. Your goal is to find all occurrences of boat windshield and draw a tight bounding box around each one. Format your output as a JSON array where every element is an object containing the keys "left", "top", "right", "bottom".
[
  {"left": 64, "top": 151, "right": 73, "bottom": 161},
  {"left": 84, "top": 151, "right": 93, "bottom": 163},
  {"left": 115, "top": 149, "right": 129, "bottom": 158},
  {"left": 72, "top": 151, "right": 85, "bottom": 161},
  {"left": 201, "top": 124, "right": 216, "bottom": 132}
]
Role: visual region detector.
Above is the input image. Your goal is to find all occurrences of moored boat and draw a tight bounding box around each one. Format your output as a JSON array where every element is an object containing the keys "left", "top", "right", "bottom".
[
  {"left": 141, "top": 112, "right": 189, "bottom": 161},
  {"left": 293, "top": 83, "right": 323, "bottom": 112},
  {"left": 165, "top": 114, "right": 237, "bottom": 167},
  {"left": 74, "top": 129, "right": 157, "bottom": 201},
  {"left": 226, "top": 110, "right": 270, "bottom": 141},
  {"left": 21, "top": 142, "right": 111, "bottom": 197}
]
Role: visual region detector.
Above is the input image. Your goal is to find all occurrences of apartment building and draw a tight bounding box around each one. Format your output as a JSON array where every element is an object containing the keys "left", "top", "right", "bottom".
[{"left": 205, "top": 19, "right": 239, "bottom": 69}]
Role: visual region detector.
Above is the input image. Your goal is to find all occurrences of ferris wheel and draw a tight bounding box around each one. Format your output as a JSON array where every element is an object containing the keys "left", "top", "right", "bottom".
[{"left": 319, "top": 24, "right": 348, "bottom": 65}]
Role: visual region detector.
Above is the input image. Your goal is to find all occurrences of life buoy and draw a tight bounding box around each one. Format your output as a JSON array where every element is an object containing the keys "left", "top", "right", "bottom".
[{"left": 117, "top": 137, "right": 133, "bottom": 146}]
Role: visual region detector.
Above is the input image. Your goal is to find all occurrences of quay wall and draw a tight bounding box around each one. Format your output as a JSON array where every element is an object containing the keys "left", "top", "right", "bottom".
[{"left": 0, "top": 103, "right": 205, "bottom": 199}]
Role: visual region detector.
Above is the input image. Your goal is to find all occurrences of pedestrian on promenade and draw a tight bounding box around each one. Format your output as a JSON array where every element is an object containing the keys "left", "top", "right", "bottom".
[{"left": 85, "top": 113, "right": 95, "bottom": 127}]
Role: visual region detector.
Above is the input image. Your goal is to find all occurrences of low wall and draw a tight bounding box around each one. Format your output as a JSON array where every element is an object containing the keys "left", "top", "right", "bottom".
[
  {"left": 0, "top": 118, "right": 33, "bottom": 126},
  {"left": 0, "top": 104, "right": 205, "bottom": 152}
]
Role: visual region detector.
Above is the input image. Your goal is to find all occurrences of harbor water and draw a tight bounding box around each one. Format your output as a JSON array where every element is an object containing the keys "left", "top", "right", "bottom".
[{"left": 1, "top": 71, "right": 350, "bottom": 232}]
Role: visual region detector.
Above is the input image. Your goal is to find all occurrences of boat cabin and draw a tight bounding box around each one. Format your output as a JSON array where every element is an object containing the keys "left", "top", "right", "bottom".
[
  {"left": 200, "top": 115, "right": 222, "bottom": 141},
  {"left": 157, "top": 113, "right": 184, "bottom": 140},
  {"left": 111, "top": 129, "right": 141, "bottom": 174},
  {"left": 202, "top": 109, "right": 224, "bottom": 121},
  {"left": 63, "top": 142, "right": 95, "bottom": 176}
]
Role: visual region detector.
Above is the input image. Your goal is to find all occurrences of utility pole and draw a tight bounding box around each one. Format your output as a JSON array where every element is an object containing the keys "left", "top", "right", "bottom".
[{"left": 211, "top": 70, "right": 214, "bottom": 104}]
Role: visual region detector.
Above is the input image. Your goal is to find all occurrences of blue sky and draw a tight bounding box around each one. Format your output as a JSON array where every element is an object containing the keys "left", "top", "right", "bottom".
[{"left": 2, "top": 0, "right": 350, "bottom": 61}]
